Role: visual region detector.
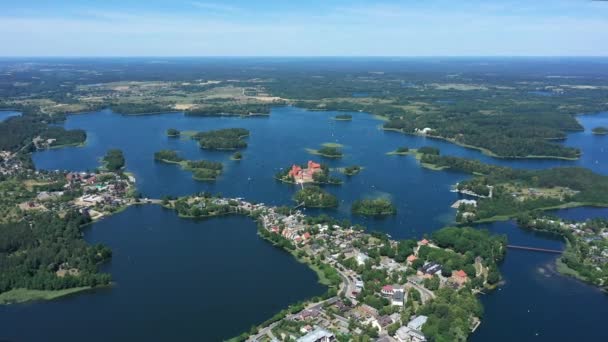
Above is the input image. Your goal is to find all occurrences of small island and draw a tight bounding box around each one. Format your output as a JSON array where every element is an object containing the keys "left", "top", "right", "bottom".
[
  {"left": 154, "top": 150, "right": 223, "bottom": 181},
  {"left": 307, "top": 144, "right": 344, "bottom": 158},
  {"left": 351, "top": 197, "right": 397, "bottom": 216},
  {"left": 592, "top": 126, "right": 608, "bottom": 135},
  {"left": 192, "top": 128, "right": 249, "bottom": 150},
  {"left": 276, "top": 161, "right": 342, "bottom": 185},
  {"left": 293, "top": 185, "right": 338, "bottom": 208},
  {"left": 387, "top": 146, "right": 412, "bottom": 155},
  {"left": 231, "top": 151, "right": 243, "bottom": 160},
  {"left": 333, "top": 114, "right": 352, "bottom": 121},
  {"left": 339, "top": 165, "right": 362, "bottom": 176},
  {"left": 166, "top": 128, "right": 180, "bottom": 137}
]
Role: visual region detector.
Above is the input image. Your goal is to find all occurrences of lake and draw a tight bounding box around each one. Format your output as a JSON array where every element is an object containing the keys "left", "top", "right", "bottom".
[
  {"left": 0, "top": 110, "right": 20, "bottom": 122},
  {"left": 1, "top": 107, "right": 608, "bottom": 341}
]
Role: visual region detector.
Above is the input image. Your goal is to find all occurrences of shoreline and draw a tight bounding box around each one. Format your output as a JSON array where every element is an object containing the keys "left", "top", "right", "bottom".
[{"left": 382, "top": 127, "right": 581, "bottom": 161}]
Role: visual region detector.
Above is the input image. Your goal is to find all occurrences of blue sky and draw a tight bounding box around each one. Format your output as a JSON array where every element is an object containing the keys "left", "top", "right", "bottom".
[{"left": 1, "top": 0, "right": 607, "bottom": 56}]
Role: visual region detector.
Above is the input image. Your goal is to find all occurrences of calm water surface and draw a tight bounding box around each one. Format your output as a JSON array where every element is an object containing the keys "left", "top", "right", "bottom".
[{"left": 1, "top": 108, "right": 607, "bottom": 341}]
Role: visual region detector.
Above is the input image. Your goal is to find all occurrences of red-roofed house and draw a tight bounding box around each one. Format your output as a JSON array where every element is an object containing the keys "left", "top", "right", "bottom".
[
  {"left": 302, "top": 232, "right": 311, "bottom": 240},
  {"left": 308, "top": 161, "right": 321, "bottom": 170},
  {"left": 381, "top": 285, "right": 394, "bottom": 296},
  {"left": 452, "top": 270, "right": 469, "bottom": 286},
  {"left": 406, "top": 255, "right": 418, "bottom": 264},
  {"left": 419, "top": 239, "right": 429, "bottom": 246}
]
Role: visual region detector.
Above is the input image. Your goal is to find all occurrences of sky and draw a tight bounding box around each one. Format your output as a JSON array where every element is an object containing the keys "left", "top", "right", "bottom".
[{"left": 1, "top": 0, "right": 607, "bottom": 57}]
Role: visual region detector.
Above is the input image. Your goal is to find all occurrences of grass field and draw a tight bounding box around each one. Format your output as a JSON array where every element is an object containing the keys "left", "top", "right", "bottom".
[{"left": 0, "top": 287, "right": 92, "bottom": 305}]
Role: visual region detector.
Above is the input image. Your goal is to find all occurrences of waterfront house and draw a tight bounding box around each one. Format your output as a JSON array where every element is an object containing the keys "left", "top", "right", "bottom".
[
  {"left": 296, "top": 327, "right": 335, "bottom": 342},
  {"left": 451, "top": 270, "right": 469, "bottom": 286}
]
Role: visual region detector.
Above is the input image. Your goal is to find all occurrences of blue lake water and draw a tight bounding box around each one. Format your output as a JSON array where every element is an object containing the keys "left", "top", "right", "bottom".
[
  {"left": 0, "top": 110, "right": 20, "bottom": 122},
  {"left": 1, "top": 107, "right": 608, "bottom": 341}
]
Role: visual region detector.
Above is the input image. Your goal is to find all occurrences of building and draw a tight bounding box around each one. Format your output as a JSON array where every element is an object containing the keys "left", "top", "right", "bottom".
[
  {"left": 395, "top": 326, "right": 426, "bottom": 342},
  {"left": 391, "top": 291, "right": 404, "bottom": 307},
  {"left": 297, "top": 327, "right": 336, "bottom": 342},
  {"left": 407, "top": 316, "right": 428, "bottom": 331},
  {"left": 419, "top": 262, "right": 442, "bottom": 276},
  {"left": 451, "top": 270, "right": 469, "bottom": 286},
  {"left": 288, "top": 161, "right": 323, "bottom": 183},
  {"left": 406, "top": 255, "right": 418, "bottom": 264},
  {"left": 356, "top": 252, "right": 370, "bottom": 266},
  {"left": 381, "top": 285, "right": 394, "bottom": 296}
]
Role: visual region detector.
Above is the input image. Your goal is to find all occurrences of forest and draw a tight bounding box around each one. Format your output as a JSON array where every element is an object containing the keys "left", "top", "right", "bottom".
[
  {"left": 293, "top": 186, "right": 338, "bottom": 208},
  {"left": 0, "top": 211, "right": 112, "bottom": 295},
  {"left": 102, "top": 149, "right": 125, "bottom": 171},
  {"left": 193, "top": 128, "right": 250, "bottom": 150},
  {"left": 351, "top": 198, "right": 397, "bottom": 216}
]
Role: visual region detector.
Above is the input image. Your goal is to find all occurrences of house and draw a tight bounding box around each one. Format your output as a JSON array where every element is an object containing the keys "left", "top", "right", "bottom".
[
  {"left": 407, "top": 316, "right": 428, "bottom": 331},
  {"left": 418, "top": 239, "right": 429, "bottom": 246},
  {"left": 297, "top": 327, "right": 335, "bottom": 342},
  {"left": 419, "top": 262, "right": 442, "bottom": 276},
  {"left": 391, "top": 291, "right": 404, "bottom": 307},
  {"left": 378, "top": 315, "right": 394, "bottom": 328},
  {"left": 357, "top": 304, "right": 379, "bottom": 318},
  {"left": 395, "top": 326, "right": 426, "bottom": 342},
  {"left": 451, "top": 270, "right": 469, "bottom": 286},
  {"left": 356, "top": 252, "right": 370, "bottom": 266},
  {"left": 299, "top": 308, "right": 321, "bottom": 320},
  {"left": 381, "top": 285, "right": 394, "bottom": 296},
  {"left": 406, "top": 255, "right": 418, "bottom": 264}
]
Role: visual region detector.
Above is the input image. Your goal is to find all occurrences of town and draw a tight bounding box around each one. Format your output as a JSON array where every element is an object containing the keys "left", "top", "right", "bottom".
[{"left": 165, "top": 195, "right": 505, "bottom": 342}]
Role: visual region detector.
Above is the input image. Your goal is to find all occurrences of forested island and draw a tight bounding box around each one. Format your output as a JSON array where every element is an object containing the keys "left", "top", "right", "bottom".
[
  {"left": 307, "top": 145, "right": 344, "bottom": 159},
  {"left": 592, "top": 126, "right": 608, "bottom": 135},
  {"left": 166, "top": 128, "right": 180, "bottom": 137},
  {"left": 193, "top": 128, "right": 249, "bottom": 150},
  {"left": 418, "top": 153, "right": 608, "bottom": 223},
  {"left": 231, "top": 151, "right": 243, "bottom": 160},
  {"left": 352, "top": 198, "right": 397, "bottom": 216},
  {"left": 387, "top": 146, "right": 411, "bottom": 155},
  {"left": 154, "top": 150, "right": 223, "bottom": 181},
  {"left": 293, "top": 186, "right": 338, "bottom": 208},
  {"left": 339, "top": 165, "right": 362, "bottom": 176},
  {"left": 333, "top": 114, "right": 352, "bottom": 121},
  {"left": 276, "top": 162, "right": 342, "bottom": 185}
]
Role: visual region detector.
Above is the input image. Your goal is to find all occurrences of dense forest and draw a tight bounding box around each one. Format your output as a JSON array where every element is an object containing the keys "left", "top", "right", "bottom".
[
  {"left": 0, "top": 211, "right": 111, "bottom": 294},
  {"left": 185, "top": 103, "right": 272, "bottom": 116},
  {"left": 0, "top": 115, "right": 86, "bottom": 152},
  {"left": 102, "top": 149, "right": 125, "bottom": 171},
  {"left": 351, "top": 198, "right": 397, "bottom": 216},
  {"left": 293, "top": 186, "right": 338, "bottom": 208},
  {"left": 193, "top": 128, "right": 250, "bottom": 150}
]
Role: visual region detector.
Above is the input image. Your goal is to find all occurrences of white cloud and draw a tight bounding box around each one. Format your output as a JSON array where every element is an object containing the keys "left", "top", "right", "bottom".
[{"left": 189, "top": 1, "right": 240, "bottom": 13}]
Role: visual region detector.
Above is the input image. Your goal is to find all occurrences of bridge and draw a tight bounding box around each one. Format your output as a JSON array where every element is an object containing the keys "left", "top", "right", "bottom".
[{"left": 507, "top": 245, "right": 562, "bottom": 254}]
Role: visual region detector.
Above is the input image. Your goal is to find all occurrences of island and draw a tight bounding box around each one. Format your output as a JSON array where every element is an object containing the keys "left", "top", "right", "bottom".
[
  {"left": 192, "top": 128, "right": 249, "bottom": 150},
  {"left": 387, "top": 146, "right": 411, "bottom": 155},
  {"left": 276, "top": 161, "right": 342, "bottom": 185},
  {"left": 339, "top": 165, "right": 363, "bottom": 176},
  {"left": 162, "top": 195, "right": 505, "bottom": 341},
  {"left": 231, "top": 151, "right": 243, "bottom": 160},
  {"left": 352, "top": 198, "right": 397, "bottom": 216},
  {"left": 307, "top": 144, "right": 344, "bottom": 159},
  {"left": 592, "top": 126, "right": 608, "bottom": 135},
  {"left": 293, "top": 185, "right": 338, "bottom": 208},
  {"left": 154, "top": 150, "right": 223, "bottom": 181},
  {"left": 333, "top": 114, "right": 353, "bottom": 121},
  {"left": 166, "top": 128, "right": 180, "bottom": 137}
]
